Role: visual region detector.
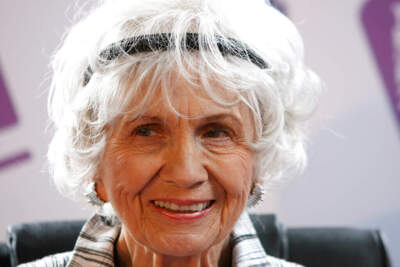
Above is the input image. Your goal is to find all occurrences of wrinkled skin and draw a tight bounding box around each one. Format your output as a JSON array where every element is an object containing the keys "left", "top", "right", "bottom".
[{"left": 96, "top": 74, "right": 256, "bottom": 267}]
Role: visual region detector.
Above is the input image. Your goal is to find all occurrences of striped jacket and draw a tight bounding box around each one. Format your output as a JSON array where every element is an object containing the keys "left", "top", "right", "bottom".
[{"left": 20, "top": 212, "right": 303, "bottom": 267}]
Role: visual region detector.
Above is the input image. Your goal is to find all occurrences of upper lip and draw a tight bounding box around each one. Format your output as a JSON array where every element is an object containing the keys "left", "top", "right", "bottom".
[{"left": 151, "top": 199, "right": 214, "bottom": 205}]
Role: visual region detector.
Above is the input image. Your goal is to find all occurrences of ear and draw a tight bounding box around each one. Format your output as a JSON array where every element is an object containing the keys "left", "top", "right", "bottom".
[
  {"left": 248, "top": 177, "right": 264, "bottom": 197},
  {"left": 250, "top": 176, "right": 263, "bottom": 189},
  {"left": 93, "top": 175, "right": 108, "bottom": 203},
  {"left": 254, "top": 178, "right": 263, "bottom": 185}
]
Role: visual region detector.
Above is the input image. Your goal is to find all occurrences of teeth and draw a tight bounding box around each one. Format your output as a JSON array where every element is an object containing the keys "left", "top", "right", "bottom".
[{"left": 153, "top": 201, "right": 211, "bottom": 212}]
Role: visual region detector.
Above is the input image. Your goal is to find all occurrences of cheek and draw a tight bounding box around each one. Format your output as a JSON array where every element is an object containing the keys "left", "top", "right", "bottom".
[
  {"left": 207, "top": 149, "right": 254, "bottom": 243},
  {"left": 210, "top": 149, "right": 254, "bottom": 197},
  {"left": 101, "top": 146, "right": 163, "bottom": 204},
  {"left": 101, "top": 148, "right": 165, "bottom": 245}
]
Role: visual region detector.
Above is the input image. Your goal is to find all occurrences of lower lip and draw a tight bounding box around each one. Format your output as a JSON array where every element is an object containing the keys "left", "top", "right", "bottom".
[{"left": 152, "top": 202, "right": 213, "bottom": 221}]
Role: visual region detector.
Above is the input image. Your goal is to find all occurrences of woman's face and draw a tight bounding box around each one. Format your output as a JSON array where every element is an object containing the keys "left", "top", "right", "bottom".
[{"left": 97, "top": 75, "right": 256, "bottom": 257}]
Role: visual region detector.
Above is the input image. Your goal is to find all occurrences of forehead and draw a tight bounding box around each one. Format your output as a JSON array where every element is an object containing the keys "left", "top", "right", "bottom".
[{"left": 123, "top": 71, "right": 253, "bottom": 123}]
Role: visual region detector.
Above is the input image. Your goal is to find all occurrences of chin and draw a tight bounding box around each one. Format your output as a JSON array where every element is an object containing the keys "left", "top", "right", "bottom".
[{"left": 151, "top": 235, "right": 216, "bottom": 257}]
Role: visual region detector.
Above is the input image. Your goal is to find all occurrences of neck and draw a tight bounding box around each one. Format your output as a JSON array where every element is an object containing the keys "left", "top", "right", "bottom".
[{"left": 115, "top": 227, "right": 231, "bottom": 267}]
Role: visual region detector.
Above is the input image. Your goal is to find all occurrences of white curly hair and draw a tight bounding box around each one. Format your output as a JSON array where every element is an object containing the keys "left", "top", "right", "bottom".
[{"left": 48, "top": 0, "right": 320, "bottom": 206}]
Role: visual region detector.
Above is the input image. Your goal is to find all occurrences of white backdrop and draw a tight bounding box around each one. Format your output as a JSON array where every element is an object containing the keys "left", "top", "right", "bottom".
[{"left": 1, "top": 0, "right": 399, "bottom": 265}]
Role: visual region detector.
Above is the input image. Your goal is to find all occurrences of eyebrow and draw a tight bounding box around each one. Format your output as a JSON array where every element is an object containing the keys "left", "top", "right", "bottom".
[
  {"left": 129, "top": 113, "right": 244, "bottom": 128},
  {"left": 200, "top": 113, "right": 243, "bottom": 126},
  {"left": 129, "top": 115, "right": 163, "bottom": 123}
]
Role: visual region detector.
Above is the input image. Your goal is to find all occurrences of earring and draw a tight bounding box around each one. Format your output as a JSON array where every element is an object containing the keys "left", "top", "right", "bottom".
[
  {"left": 247, "top": 183, "right": 264, "bottom": 208},
  {"left": 84, "top": 182, "right": 105, "bottom": 206}
]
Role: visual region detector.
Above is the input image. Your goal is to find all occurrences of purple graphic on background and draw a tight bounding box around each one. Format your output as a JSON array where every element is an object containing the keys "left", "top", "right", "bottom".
[
  {"left": 0, "top": 152, "right": 31, "bottom": 170},
  {"left": 0, "top": 67, "right": 17, "bottom": 128},
  {"left": 362, "top": 0, "right": 400, "bottom": 131},
  {"left": 0, "top": 67, "right": 31, "bottom": 171},
  {"left": 270, "top": 0, "right": 288, "bottom": 15}
]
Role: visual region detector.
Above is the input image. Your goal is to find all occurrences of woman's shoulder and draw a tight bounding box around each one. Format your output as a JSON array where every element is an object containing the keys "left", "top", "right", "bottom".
[{"left": 18, "top": 251, "right": 72, "bottom": 267}]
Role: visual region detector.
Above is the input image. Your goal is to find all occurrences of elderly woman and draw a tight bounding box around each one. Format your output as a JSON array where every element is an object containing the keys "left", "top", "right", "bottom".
[{"left": 25, "top": 0, "right": 319, "bottom": 266}]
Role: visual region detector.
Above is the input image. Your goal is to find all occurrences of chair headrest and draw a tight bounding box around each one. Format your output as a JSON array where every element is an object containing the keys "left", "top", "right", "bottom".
[
  {"left": 287, "top": 227, "right": 392, "bottom": 267},
  {"left": 0, "top": 242, "right": 11, "bottom": 267},
  {"left": 8, "top": 220, "right": 85, "bottom": 265}
]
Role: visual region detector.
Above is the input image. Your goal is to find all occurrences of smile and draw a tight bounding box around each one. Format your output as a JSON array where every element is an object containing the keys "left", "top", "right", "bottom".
[{"left": 152, "top": 200, "right": 213, "bottom": 213}]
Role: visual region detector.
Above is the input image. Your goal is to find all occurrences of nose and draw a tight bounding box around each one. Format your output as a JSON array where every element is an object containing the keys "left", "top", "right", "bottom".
[{"left": 159, "top": 133, "right": 208, "bottom": 188}]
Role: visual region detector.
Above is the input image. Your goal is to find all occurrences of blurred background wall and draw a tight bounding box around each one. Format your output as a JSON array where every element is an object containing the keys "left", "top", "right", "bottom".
[{"left": 1, "top": 0, "right": 399, "bottom": 265}]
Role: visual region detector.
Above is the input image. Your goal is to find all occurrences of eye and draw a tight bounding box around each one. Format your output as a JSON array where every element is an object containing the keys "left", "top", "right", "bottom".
[
  {"left": 132, "top": 124, "right": 158, "bottom": 137},
  {"left": 201, "top": 123, "right": 233, "bottom": 140},
  {"left": 126, "top": 123, "right": 166, "bottom": 152},
  {"left": 200, "top": 124, "right": 236, "bottom": 151},
  {"left": 203, "top": 128, "right": 230, "bottom": 138}
]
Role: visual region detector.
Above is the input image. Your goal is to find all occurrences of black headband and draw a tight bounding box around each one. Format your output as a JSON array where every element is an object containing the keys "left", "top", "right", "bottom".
[{"left": 83, "top": 33, "right": 267, "bottom": 86}]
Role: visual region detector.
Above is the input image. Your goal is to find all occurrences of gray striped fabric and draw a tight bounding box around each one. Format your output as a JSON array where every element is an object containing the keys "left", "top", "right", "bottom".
[
  {"left": 231, "top": 212, "right": 303, "bottom": 267},
  {"left": 20, "top": 212, "right": 303, "bottom": 267}
]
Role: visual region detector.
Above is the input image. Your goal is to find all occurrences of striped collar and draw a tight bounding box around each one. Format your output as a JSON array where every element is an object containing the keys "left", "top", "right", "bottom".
[
  {"left": 66, "top": 212, "right": 303, "bottom": 267},
  {"left": 231, "top": 212, "right": 303, "bottom": 267}
]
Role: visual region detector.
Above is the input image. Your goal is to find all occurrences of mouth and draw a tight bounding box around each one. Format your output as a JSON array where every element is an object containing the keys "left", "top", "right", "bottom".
[{"left": 152, "top": 200, "right": 214, "bottom": 213}]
